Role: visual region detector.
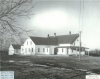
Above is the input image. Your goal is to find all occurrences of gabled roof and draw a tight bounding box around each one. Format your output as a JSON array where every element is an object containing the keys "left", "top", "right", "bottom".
[
  {"left": 56, "top": 34, "right": 79, "bottom": 44},
  {"left": 12, "top": 44, "right": 21, "bottom": 49},
  {"left": 30, "top": 37, "right": 58, "bottom": 45},
  {"left": 29, "top": 34, "right": 79, "bottom": 45}
]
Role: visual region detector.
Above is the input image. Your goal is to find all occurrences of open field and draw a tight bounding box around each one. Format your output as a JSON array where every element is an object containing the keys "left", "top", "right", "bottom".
[{"left": 1, "top": 55, "right": 100, "bottom": 79}]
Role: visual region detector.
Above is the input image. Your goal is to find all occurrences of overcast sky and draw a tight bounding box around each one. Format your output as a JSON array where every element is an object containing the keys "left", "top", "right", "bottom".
[{"left": 21, "top": 0, "right": 100, "bottom": 50}]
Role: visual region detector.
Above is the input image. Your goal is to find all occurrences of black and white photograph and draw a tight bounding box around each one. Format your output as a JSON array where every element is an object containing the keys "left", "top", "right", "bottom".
[{"left": 0, "top": 0, "right": 100, "bottom": 79}]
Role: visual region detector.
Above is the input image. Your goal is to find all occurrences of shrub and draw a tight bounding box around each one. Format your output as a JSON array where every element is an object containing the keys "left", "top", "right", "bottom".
[{"left": 86, "top": 49, "right": 100, "bottom": 56}]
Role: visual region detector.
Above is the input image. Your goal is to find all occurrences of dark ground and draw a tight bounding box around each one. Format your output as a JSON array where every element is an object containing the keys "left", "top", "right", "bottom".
[{"left": 1, "top": 54, "right": 100, "bottom": 79}]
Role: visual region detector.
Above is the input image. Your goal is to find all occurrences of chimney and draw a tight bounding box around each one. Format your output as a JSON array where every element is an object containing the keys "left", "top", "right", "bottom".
[
  {"left": 48, "top": 34, "right": 49, "bottom": 37},
  {"left": 54, "top": 33, "right": 56, "bottom": 37},
  {"left": 69, "top": 31, "right": 71, "bottom": 35}
]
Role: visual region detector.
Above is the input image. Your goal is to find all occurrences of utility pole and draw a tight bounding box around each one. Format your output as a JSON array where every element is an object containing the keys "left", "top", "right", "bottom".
[
  {"left": 79, "top": 31, "right": 81, "bottom": 60},
  {"left": 88, "top": 49, "right": 89, "bottom": 56}
]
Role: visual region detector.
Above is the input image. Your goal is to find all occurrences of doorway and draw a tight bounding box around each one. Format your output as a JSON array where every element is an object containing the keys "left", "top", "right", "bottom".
[{"left": 54, "top": 48, "right": 58, "bottom": 55}]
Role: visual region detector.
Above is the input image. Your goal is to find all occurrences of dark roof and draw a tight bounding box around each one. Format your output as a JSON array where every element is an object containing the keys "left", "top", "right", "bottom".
[
  {"left": 12, "top": 44, "right": 21, "bottom": 49},
  {"left": 29, "top": 34, "right": 79, "bottom": 45},
  {"left": 30, "top": 37, "right": 58, "bottom": 45},
  {"left": 57, "top": 34, "right": 79, "bottom": 44}
]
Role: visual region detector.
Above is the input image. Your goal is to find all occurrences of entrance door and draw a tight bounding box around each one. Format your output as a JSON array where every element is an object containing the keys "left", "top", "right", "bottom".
[{"left": 54, "top": 48, "right": 58, "bottom": 55}]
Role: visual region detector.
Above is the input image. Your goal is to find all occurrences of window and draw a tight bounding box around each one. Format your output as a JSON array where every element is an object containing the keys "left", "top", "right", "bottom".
[
  {"left": 27, "top": 41, "right": 28, "bottom": 45},
  {"left": 62, "top": 48, "right": 63, "bottom": 52},
  {"left": 47, "top": 48, "right": 48, "bottom": 52},
  {"left": 43, "top": 48, "right": 45, "bottom": 52},
  {"left": 32, "top": 48, "right": 33, "bottom": 52},
  {"left": 38, "top": 48, "right": 40, "bottom": 52},
  {"left": 29, "top": 48, "right": 30, "bottom": 52}
]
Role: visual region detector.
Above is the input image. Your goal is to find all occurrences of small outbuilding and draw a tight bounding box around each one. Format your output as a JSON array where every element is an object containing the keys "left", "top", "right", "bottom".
[{"left": 9, "top": 44, "right": 21, "bottom": 55}]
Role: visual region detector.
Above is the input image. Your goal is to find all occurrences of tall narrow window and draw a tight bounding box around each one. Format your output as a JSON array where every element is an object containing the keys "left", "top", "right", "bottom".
[
  {"left": 27, "top": 41, "right": 28, "bottom": 45},
  {"left": 32, "top": 48, "right": 33, "bottom": 52},
  {"left": 47, "top": 48, "right": 48, "bottom": 52},
  {"left": 29, "top": 48, "right": 30, "bottom": 52},
  {"left": 38, "top": 48, "right": 40, "bottom": 52},
  {"left": 62, "top": 48, "right": 63, "bottom": 52},
  {"left": 43, "top": 48, "right": 45, "bottom": 52}
]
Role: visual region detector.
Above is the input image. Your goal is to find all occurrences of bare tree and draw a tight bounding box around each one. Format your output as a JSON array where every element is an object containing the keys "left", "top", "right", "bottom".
[{"left": 0, "top": 0, "right": 36, "bottom": 50}]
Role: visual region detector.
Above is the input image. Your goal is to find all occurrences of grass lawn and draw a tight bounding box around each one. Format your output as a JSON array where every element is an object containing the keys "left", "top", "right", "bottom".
[{"left": 1, "top": 55, "right": 100, "bottom": 79}]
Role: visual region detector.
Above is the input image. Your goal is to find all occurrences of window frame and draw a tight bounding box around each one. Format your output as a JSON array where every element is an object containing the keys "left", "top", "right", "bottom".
[
  {"left": 47, "top": 48, "right": 48, "bottom": 52},
  {"left": 43, "top": 48, "right": 45, "bottom": 52},
  {"left": 32, "top": 48, "right": 33, "bottom": 52},
  {"left": 38, "top": 48, "right": 40, "bottom": 52},
  {"left": 62, "top": 48, "right": 63, "bottom": 52},
  {"left": 72, "top": 50, "right": 73, "bottom": 52},
  {"left": 27, "top": 41, "right": 28, "bottom": 45}
]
